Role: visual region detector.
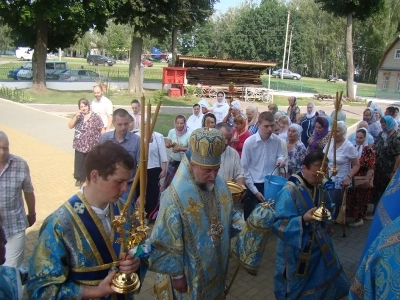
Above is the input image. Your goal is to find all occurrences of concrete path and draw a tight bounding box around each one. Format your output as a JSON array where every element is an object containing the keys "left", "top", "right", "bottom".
[{"left": 0, "top": 98, "right": 372, "bottom": 299}]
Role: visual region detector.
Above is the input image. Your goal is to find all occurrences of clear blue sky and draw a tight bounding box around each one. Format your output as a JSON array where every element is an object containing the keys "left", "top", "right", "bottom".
[{"left": 214, "top": 0, "right": 261, "bottom": 13}]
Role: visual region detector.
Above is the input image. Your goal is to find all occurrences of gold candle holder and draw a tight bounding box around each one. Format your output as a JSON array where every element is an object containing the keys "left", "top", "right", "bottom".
[{"left": 110, "top": 97, "right": 162, "bottom": 294}]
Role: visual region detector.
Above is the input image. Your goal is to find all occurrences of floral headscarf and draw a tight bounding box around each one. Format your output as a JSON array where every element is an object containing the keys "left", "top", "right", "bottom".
[{"left": 174, "top": 115, "right": 188, "bottom": 137}]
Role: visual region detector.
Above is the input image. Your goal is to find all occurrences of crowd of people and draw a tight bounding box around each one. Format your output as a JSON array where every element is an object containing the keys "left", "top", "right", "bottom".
[{"left": 1, "top": 87, "right": 400, "bottom": 299}]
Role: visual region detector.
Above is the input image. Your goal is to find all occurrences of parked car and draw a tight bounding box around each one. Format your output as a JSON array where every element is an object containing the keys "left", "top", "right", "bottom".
[
  {"left": 141, "top": 59, "right": 153, "bottom": 67},
  {"left": 17, "top": 61, "right": 68, "bottom": 80},
  {"left": 58, "top": 69, "right": 108, "bottom": 82},
  {"left": 8, "top": 62, "right": 32, "bottom": 80},
  {"left": 87, "top": 55, "right": 116, "bottom": 66},
  {"left": 272, "top": 69, "right": 302, "bottom": 80}
]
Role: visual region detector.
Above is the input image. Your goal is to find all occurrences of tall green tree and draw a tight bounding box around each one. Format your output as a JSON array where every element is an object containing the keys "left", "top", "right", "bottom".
[
  {"left": 0, "top": 0, "right": 112, "bottom": 90},
  {"left": 314, "top": 0, "right": 385, "bottom": 97},
  {"left": 112, "top": 1, "right": 171, "bottom": 92}
]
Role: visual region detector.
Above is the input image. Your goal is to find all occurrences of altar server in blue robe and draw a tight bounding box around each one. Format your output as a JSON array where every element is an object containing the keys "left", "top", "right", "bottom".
[
  {"left": 273, "top": 151, "right": 349, "bottom": 299},
  {"left": 27, "top": 141, "right": 145, "bottom": 300}
]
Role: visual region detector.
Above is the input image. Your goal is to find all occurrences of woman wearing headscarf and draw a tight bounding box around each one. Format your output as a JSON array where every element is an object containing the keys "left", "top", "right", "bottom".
[
  {"left": 300, "top": 102, "right": 317, "bottom": 147},
  {"left": 231, "top": 114, "right": 251, "bottom": 157},
  {"left": 246, "top": 105, "right": 259, "bottom": 135},
  {"left": 212, "top": 91, "right": 230, "bottom": 124},
  {"left": 198, "top": 99, "right": 210, "bottom": 115},
  {"left": 346, "top": 128, "right": 375, "bottom": 227},
  {"left": 286, "top": 123, "right": 307, "bottom": 176},
  {"left": 307, "top": 117, "right": 330, "bottom": 153},
  {"left": 287, "top": 96, "right": 301, "bottom": 124},
  {"left": 186, "top": 103, "right": 203, "bottom": 131},
  {"left": 324, "top": 121, "right": 360, "bottom": 219},
  {"left": 362, "top": 107, "right": 381, "bottom": 140},
  {"left": 202, "top": 113, "right": 217, "bottom": 129},
  {"left": 373, "top": 107, "right": 383, "bottom": 123},
  {"left": 161, "top": 115, "right": 192, "bottom": 192},
  {"left": 372, "top": 116, "right": 400, "bottom": 215},
  {"left": 223, "top": 99, "right": 244, "bottom": 127},
  {"left": 278, "top": 115, "right": 291, "bottom": 141}
]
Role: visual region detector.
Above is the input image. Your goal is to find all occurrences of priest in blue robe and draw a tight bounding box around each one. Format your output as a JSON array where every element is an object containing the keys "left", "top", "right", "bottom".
[
  {"left": 273, "top": 151, "right": 349, "bottom": 299},
  {"left": 150, "top": 128, "right": 245, "bottom": 300},
  {"left": 349, "top": 169, "right": 400, "bottom": 300},
  {"left": 27, "top": 141, "right": 145, "bottom": 300}
]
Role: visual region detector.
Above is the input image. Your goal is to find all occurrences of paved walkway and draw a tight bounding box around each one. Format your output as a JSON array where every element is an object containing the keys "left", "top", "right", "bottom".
[{"left": 0, "top": 98, "right": 372, "bottom": 299}]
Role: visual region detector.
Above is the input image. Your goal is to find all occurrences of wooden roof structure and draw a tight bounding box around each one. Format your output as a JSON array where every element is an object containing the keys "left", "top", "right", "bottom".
[
  {"left": 378, "top": 35, "right": 400, "bottom": 68},
  {"left": 175, "top": 55, "right": 277, "bottom": 86},
  {"left": 175, "top": 55, "right": 277, "bottom": 70}
]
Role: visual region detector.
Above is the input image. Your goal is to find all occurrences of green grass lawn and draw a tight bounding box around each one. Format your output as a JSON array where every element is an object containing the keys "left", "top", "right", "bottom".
[{"left": 262, "top": 76, "right": 376, "bottom": 98}]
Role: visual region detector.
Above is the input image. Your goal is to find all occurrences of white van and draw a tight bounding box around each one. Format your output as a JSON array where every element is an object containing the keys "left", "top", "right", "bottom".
[
  {"left": 17, "top": 61, "right": 68, "bottom": 80},
  {"left": 15, "top": 47, "right": 34, "bottom": 60}
]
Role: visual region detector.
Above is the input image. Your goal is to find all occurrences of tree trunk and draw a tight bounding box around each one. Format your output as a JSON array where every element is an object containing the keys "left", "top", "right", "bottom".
[
  {"left": 32, "top": 20, "right": 48, "bottom": 90},
  {"left": 128, "top": 35, "right": 143, "bottom": 93},
  {"left": 346, "top": 13, "right": 354, "bottom": 99},
  {"left": 171, "top": 27, "right": 178, "bottom": 66}
]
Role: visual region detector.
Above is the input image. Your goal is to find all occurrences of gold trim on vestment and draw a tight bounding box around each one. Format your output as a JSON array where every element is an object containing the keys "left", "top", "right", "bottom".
[
  {"left": 152, "top": 240, "right": 183, "bottom": 256},
  {"left": 71, "top": 261, "right": 121, "bottom": 272},
  {"left": 76, "top": 192, "right": 119, "bottom": 262},
  {"left": 74, "top": 279, "right": 102, "bottom": 285},
  {"left": 65, "top": 201, "right": 104, "bottom": 265}
]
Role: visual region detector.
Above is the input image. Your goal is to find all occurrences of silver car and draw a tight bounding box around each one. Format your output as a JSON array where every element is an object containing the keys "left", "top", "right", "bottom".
[
  {"left": 58, "top": 69, "right": 107, "bottom": 81},
  {"left": 272, "top": 69, "right": 302, "bottom": 80}
]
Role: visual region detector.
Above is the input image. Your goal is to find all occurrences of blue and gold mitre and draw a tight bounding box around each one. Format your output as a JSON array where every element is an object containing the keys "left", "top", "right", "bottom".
[{"left": 189, "top": 128, "right": 225, "bottom": 167}]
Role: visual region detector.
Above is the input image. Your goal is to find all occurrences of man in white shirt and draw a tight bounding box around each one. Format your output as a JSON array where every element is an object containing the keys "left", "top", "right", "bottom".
[
  {"left": 215, "top": 122, "right": 245, "bottom": 185},
  {"left": 241, "top": 112, "right": 285, "bottom": 220},
  {"left": 91, "top": 86, "right": 113, "bottom": 132}
]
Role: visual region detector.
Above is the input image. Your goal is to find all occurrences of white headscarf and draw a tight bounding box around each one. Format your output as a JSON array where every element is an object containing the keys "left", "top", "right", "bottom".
[
  {"left": 306, "top": 102, "right": 316, "bottom": 119},
  {"left": 187, "top": 104, "right": 203, "bottom": 130},
  {"left": 198, "top": 99, "right": 210, "bottom": 111},
  {"left": 355, "top": 127, "right": 368, "bottom": 158},
  {"left": 216, "top": 91, "right": 227, "bottom": 106}
]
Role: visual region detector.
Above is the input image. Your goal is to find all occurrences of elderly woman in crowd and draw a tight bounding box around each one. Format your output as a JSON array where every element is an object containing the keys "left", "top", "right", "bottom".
[
  {"left": 68, "top": 98, "right": 104, "bottom": 186},
  {"left": 198, "top": 99, "right": 211, "bottom": 115},
  {"left": 223, "top": 99, "right": 244, "bottom": 127},
  {"left": 231, "top": 114, "right": 251, "bottom": 157},
  {"left": 300, "top": 102, "right": 317, "bottom": 147},
  {"left": 161, "top": 115, "right": 191, "bottom": 192},
  {"left": 374, "top": 107, "right": 383, "bottom": 123},
  {"left": 278, "top": 115, "right": 291, "bottom": 141},
  {"left": 307, "top": 117, "right": 330, "bottom": 154},
  {"left": 202, "top": 113, "right": 217, "bottom": 129},
  {"left": 346, "top": 128, "right": 375, "bottom": 227},
  {"left": 186, "top": 103, "right": 203, "bottom": 131},
  {"left": 330, "top": 103, "right": 346, "bottom": 122},
  {"left": 136, "top": 119, "right": 168, "bottom": 222},
  {"left": 286, "top": 124, "right": 307, "bottom": 176},
  {"left": 287, "top": 96, "right": 300, "bottom": 124},
  {"left": 373, "top": 116, "right": 400, "bottom": 215},
  {"left": 213, "top": 91, "right": 230, "bottom": 124},
  {"left": 324, "top": 121, "right": 360, "bottom": 219},
  {"left": 246, "top": 105, "right": 259, "bottom": 134},
  {"left": 363, "top": 107, "right": 381, "bottom": 141}
]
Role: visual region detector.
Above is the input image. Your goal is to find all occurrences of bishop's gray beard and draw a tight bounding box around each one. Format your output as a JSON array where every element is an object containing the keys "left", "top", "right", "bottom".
[{"left": 195, "top": 180, "right": 215, "bottom": 192}]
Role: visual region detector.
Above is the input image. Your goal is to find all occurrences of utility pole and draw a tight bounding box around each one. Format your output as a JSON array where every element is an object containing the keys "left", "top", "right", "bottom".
[
  {"left": 281, "top": 10, "right": 290, "bottom": 79},
  {"left": 286, "top": 29, "right": 293, "bottom": 70}
]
